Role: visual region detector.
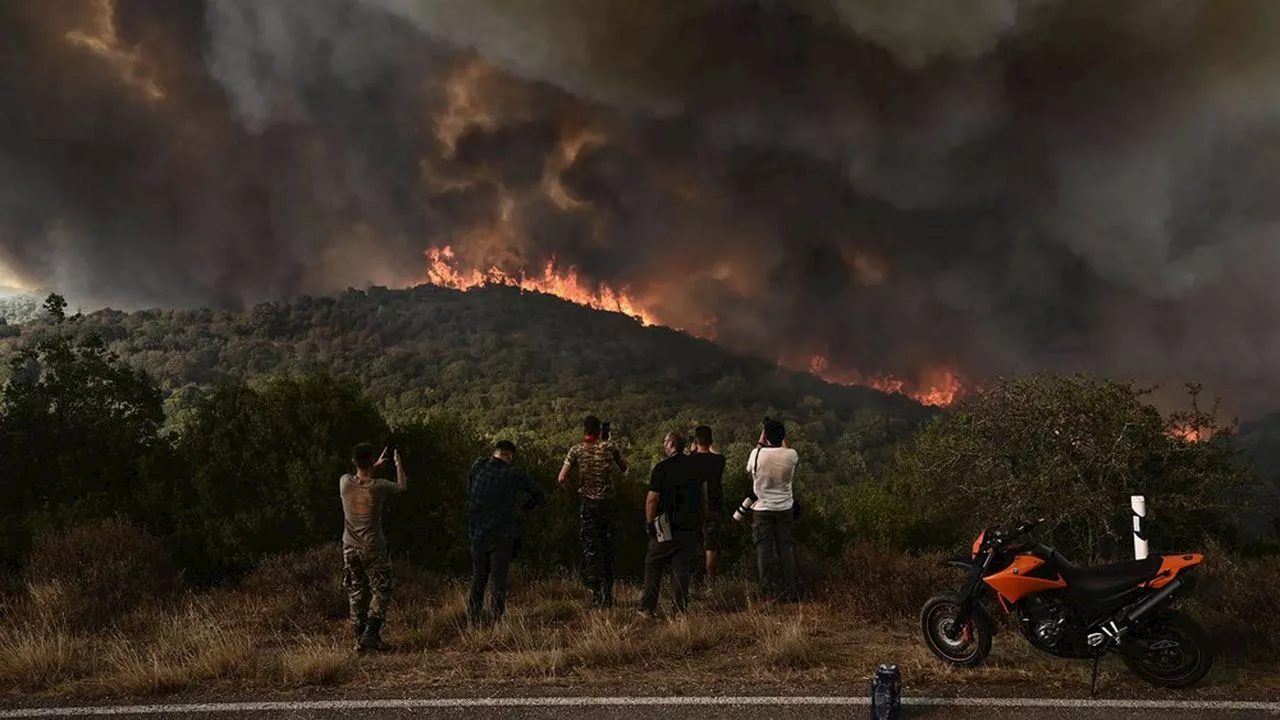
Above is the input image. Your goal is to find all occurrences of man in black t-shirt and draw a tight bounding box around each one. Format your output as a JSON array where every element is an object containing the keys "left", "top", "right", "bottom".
[
  {"left": 687, "top": 425, "right": 726, "bottom": 579},
  {"left": 638, "top": 431, "right": 707, "bottom": 618}
]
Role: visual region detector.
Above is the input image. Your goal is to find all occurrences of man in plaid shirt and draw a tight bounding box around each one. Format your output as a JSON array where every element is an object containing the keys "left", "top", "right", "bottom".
[{"left": 467, "top": 440, "right": 544, "bottom": 624}]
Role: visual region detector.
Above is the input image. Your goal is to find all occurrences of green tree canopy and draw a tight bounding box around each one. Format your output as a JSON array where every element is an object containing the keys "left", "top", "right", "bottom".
[
  {"left": 897, "top": 374, "right": 1252, "bottom": 562},
  {"left": 170, "top": 373, "right": 388, "bottom": 579},
  {"left": 0, "top": 334, "right": 165, "bottom": 565}
]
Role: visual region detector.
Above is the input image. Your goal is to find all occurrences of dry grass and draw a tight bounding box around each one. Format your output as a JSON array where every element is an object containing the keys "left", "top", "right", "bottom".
[
  {"left": 278, "top": 642, "right": 352, "bottom": 687},
  {"left": 0, "top": 616, "right": 84, "bottom": 689},
  {"left": 3, "top": 544, "right": 1279, "bottom": 701},
  {"left": 754, "top": 614, "right": 825, "bottom": 669}
]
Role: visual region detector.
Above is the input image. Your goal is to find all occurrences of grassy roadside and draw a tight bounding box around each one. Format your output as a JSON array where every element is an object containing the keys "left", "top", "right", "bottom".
[{"left": 2, "top": 545, "right": 1279, "bottom": 702}]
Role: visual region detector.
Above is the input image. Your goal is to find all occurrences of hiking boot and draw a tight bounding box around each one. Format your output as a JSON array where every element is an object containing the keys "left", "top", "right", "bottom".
[
  {"left": 352, "top": 617, "right": 367, "bottom": 651},
  {"left": 358, "top": 617, "right": 392, "bottom": 652}
]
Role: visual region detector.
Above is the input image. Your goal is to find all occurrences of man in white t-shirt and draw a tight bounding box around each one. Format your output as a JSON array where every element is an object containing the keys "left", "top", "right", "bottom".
[{"left": 746, "top": 417, "right": 798, "bottom": 602}]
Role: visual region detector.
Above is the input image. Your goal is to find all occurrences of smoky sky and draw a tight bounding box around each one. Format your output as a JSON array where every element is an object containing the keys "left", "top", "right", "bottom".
[{"left": 4, "top": 0, "right": 1280, "bottom": 416}]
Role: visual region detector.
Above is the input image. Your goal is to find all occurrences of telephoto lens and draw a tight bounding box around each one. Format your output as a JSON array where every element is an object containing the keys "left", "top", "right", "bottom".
[{"left": 732, "top": 493, "right": 758, "bottom": 522}]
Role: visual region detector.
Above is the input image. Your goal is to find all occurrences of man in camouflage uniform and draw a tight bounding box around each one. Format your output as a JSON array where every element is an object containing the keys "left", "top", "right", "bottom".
[
  {"left": 559, "top": 415, "right": 628, "bottom": 608},
  {"left": 340, "top": 442, "right": 407, "bottom": 651}
]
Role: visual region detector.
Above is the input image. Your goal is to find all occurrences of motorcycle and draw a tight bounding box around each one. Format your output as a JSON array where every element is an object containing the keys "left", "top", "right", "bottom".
[{"left": 921, "top": 518, "right": 1214, "bottom": 689}]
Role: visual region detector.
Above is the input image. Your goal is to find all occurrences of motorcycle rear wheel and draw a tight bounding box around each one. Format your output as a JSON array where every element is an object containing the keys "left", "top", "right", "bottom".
[
  {"left": 1120, "top": 609, "right": 1214, "bottom": 689},
  {"left": 921, "top": 592, "right": 994, "bottom": 668}
]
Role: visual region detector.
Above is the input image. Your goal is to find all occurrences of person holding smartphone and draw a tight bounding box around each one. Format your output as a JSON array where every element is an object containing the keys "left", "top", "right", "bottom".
[
  {"left": 340, "top": 442, "right": 407, "bottom": 651},
  {"left": 746, "top": 418, "right": 798, "bottom": 602}
]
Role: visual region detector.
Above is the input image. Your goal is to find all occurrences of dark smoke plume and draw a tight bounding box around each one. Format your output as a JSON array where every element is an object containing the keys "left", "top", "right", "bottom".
[{"left": 4, "top": 0, "right": 1280, "bottom": 415}]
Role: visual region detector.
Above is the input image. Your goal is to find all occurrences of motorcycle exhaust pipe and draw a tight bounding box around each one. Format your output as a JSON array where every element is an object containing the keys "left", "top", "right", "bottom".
[
  {"left": 1125, "top": 577, "right": 1183, "bottom": 625},
  {"left": 1090, "top": 577, "right": 1185, "bottom": 648}
]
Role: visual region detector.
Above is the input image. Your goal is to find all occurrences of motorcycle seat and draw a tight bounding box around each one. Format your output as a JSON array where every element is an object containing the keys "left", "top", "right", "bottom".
[{"left": 1057, "top": 556, "right": 1163, "bottom": 596}]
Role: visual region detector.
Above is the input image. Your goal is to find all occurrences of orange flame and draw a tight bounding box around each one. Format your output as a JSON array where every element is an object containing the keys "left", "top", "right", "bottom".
[
  {"left": 1168, "top": 426, "right": 1208, "bottom": 443},
  {"left": 425, "top": 246, "right": 656, "bottom": 325},
  {"left": 806, "top": 355, "right": 962, "bottom": 407}
]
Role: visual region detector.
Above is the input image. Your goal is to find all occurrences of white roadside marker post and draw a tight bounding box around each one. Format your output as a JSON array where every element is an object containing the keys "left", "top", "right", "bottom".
[{"left": 1132, "top": 495, "right": 1148, "bottom": 560}]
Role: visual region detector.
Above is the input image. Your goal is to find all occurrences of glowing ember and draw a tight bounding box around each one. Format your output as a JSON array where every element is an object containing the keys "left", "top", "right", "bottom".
[
  {"left": 1168, "top": 426, "right": 1207, "bottom": 443},
  {"left": 426, "top": 246, "right": 657, "bottom": 325}
]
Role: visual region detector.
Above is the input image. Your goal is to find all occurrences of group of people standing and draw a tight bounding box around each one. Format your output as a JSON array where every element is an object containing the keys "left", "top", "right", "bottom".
[{"left": 336, "top": 415, "right": 799, "bottom": 651}]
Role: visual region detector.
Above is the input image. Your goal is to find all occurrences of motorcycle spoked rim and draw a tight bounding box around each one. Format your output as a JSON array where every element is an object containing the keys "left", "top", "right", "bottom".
[
  {"left": 1125, "top": 621, "right": 1203, "bottom": 684},
  {"left": 925, "top": 603, "right": 981, "bottom": 662}
]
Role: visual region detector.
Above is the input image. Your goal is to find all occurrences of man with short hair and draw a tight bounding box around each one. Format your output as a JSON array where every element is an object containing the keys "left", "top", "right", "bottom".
[
  {"left": 340, "top": 443, "right": 407, "bottom": 652},
  {"left": 559, "top": 415, "right": 628, "bottom": 608},
  {"left": 639, "top": 431, "right": 707, "bottom": 619},
  {"left": 747, "top": 418, "right": 799, "bottom": 602},
  {"left": 688, "top": 425, "right": 726, "bottom": 579},
  {"left": 467, "top": 440, "right": 544, "bottom": 624}
]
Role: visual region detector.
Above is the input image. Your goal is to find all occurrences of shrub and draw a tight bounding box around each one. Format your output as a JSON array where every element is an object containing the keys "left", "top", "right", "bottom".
[
  {"left": 823, "top": 544, "right": 954, "bottom": 621},
  {"left": 1185, "top": 549, "right": 1280, "bottom": 662},
  {"left": 24, "top": 518, "right": 177, "bottom": 630},
  {"left": 242, "top": 545, "right": 346, "bottom": 629}
]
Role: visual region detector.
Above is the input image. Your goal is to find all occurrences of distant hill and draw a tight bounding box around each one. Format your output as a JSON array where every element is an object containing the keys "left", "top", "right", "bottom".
[{"left": 0, "top": 285, "right": 935, "bottom": 484}]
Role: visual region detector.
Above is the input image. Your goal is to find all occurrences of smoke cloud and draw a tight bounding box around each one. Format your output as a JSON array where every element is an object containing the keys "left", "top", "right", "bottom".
[{"left": 4, "top": 0, "right": 1280, "bottom": 415}]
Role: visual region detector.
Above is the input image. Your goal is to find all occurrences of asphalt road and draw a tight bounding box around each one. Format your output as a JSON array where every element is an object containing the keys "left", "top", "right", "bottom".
[{"left": 4, "top": 696, "right": 1280, "bottom": 720}]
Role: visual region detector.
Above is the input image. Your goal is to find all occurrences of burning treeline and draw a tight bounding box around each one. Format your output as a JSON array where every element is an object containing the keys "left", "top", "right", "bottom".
[{"left": 3, "top": 1, "right": 1280, "bottom": 412}]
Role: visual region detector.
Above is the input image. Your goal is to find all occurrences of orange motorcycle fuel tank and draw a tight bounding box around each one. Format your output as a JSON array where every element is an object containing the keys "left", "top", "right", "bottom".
[{"left": 983, "top": 554, "right": 1067, "bottom": 604}]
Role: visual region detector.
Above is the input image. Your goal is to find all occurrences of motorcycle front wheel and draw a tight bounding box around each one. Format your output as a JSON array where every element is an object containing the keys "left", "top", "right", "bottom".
[
  {"left": 920, "top": 592, "right": 994, "bottom": 668},
  {"left": 1120, "top": 609, "right": 1214, "bottom": 689}
]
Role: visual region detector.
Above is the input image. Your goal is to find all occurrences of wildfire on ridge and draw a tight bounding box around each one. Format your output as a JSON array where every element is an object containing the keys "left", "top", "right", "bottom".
[
  {"left": 425, "top": 246, "right": 657, "bottom": 325},
  {"left": 423, "top": 248, "right": 964, "bottom": 407},
  {"left": 807, "top": 355, "right": 963, "bottom": 407}
]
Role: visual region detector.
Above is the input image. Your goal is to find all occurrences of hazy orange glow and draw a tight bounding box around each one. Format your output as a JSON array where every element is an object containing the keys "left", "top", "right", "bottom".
[
  {"left": 417, "top": 55, "right": 960, "bottom": 406},
  {"left": 426, "top": 246, "right": 657, "bottom": 325},
  {"left": 543, "top": 121, "right": 608, "bottom": 211},
  {"left": 435, "top": 58, "right": 499, "bottom": 157},
  {"left": 1168, "top": 426, "right": 1207, "bottom": 443},
  {"left": 64, "top": 0, "right": 165, "bottom": 102}
]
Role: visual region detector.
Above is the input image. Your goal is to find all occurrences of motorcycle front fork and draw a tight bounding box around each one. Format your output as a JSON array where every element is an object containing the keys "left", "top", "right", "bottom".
[{"left": 944, "top": 568, "right": 987, "bottom": 642}]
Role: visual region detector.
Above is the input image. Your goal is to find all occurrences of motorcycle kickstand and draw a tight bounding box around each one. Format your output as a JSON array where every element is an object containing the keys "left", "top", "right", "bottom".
[{"left": 1088, "top": 653, "right": 1101, "bottom": 698}]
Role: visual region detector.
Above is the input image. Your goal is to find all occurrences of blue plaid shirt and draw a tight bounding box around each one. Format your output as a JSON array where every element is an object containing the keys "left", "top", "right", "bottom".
[{"left": 467, "top": 456, "right": 545, "bottom": 544}]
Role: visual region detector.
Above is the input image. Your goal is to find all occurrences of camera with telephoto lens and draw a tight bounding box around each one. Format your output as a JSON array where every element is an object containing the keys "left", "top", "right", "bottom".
[
  {"left": 601, "top": 422, "right": 611, "bottom": 440},
  {"left": 733, "top": 492, "right": 758, "bottom": 522}
]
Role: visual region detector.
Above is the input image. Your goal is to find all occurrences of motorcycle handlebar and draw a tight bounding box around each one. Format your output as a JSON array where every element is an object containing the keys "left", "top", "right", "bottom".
[{"left": 1007, "top": 517, "right": 1046, "bottom": 540}]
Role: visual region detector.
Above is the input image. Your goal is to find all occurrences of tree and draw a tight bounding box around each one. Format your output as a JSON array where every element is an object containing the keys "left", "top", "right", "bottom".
[
  {"left": 170, "top": 373, "right": 388, "bottom": 578},
  {"left": 42, "top": 293, "right": 67, "bottom": 324},
  {"left": 0, "top": 334, "right": 165, "bottom": 565},
  {"left": 897, "top": 374, "right": 1253, "bottom": 562}
]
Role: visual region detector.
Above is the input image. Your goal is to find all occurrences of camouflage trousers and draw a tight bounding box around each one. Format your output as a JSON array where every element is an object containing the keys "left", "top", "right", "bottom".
[
  {"left": 579, "top": 499, "right": 616, "bottom": 600},
  {"left": 342, "top": 544, "right": 394, "bottom": 623}
]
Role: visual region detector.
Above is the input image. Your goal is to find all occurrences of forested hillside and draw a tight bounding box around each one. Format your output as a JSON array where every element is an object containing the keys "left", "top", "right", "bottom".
[
  {"left": 0, "top": 285, "right": 933, "bottom": 485},
  {"left": 0, "top": 286, "right": 1273, "bottom": 598}
]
